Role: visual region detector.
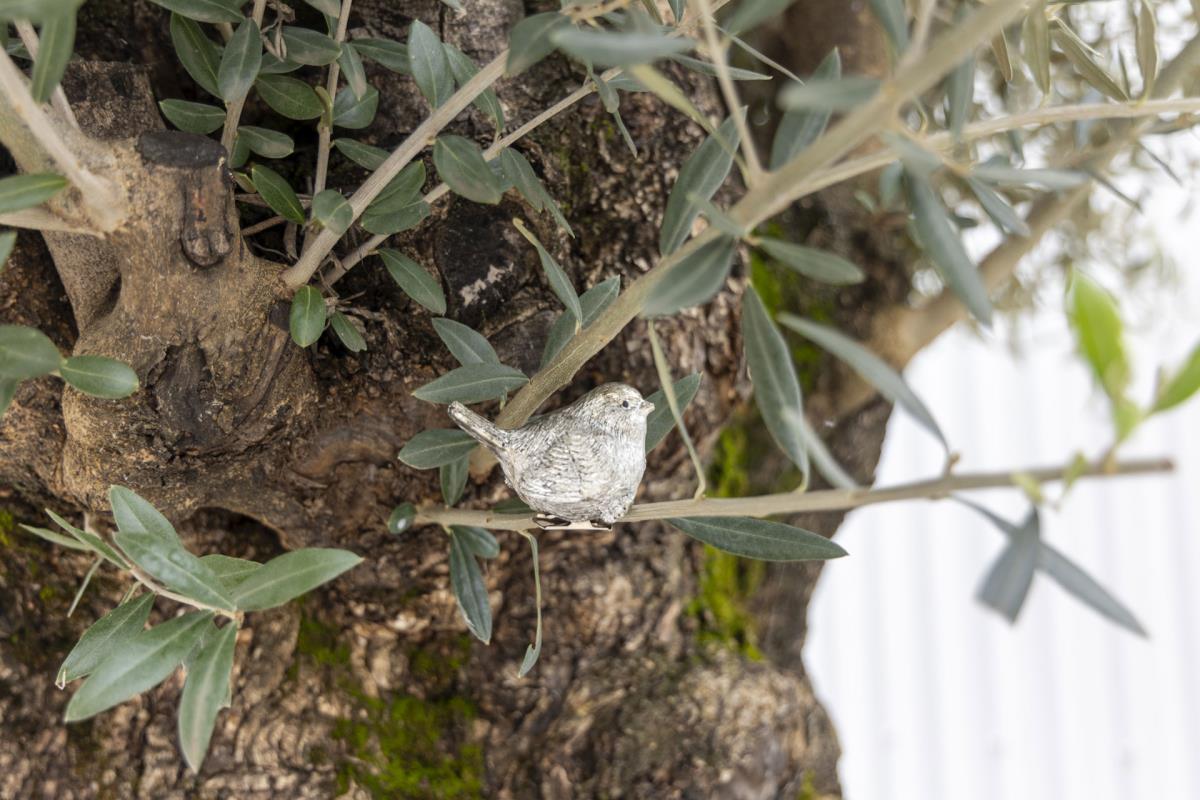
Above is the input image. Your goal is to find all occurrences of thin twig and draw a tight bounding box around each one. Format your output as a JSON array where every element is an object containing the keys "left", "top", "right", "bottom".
[
  {"left": 0, "top": 207, "right": 96, "bottom": 233},
  {"left": 417, "top": 456, "right": 1173, "bottom": 530},
  {"left": 242, "top": 214, "right": 287, "bottom": 235},
  {"left": 14, "top": 20, "right": 78, "bottom": 129},
  {"left": 220, "top": 0, "right": 268, "bottom": 156},
  {"left": 692, "top": 0, "right": 762, "bottom": 182},
  {"left": 307, "top": 0, "right": 354, "bottom": 254}
]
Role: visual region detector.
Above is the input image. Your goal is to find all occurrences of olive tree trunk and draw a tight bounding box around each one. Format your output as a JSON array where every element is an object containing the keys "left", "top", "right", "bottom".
[{"left": 0, "top": 1, "right": 904, "bottom": 797}]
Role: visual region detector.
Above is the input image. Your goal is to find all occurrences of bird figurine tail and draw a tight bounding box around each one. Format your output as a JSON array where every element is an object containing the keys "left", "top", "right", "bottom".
[{"left": 448, "top": 402, "right": 509, "bottom": 454}]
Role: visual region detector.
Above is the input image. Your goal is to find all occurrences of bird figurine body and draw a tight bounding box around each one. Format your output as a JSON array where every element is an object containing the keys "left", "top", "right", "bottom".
[{"left": 448, "top": 383, "right": 654, "bottom": 530}]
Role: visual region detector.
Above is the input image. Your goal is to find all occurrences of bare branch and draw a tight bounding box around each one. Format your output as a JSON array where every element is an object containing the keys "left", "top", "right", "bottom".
[{"left": 0, "top": 207, "right": 96, "bottom": 234}]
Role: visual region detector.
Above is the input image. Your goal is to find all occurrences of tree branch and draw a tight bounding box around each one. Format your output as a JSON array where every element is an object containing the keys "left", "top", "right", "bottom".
[
  {"left": 416, "top": 456, "right": 1173, "bottom": 531},
  {"left": 0, "top": 207, "right": 96, "bottom": 233}
]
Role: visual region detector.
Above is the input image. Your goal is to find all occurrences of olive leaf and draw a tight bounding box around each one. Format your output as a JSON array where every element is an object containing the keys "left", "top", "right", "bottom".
[{"left": 667, "top": 517, "right": 848, "bottom": 561}]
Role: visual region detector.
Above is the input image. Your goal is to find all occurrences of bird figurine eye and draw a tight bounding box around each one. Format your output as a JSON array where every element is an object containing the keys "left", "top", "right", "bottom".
[{"left": 621, "top": 400, "right": 630, "bottom": 408}]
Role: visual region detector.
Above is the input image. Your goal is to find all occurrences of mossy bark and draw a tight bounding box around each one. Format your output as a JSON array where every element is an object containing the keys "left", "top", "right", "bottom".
[{"left": 0, "top": 1, "right": 907, "bottom": 797}]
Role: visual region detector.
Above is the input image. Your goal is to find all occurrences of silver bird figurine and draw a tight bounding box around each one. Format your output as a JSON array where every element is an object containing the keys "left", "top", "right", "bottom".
[{"left": 448, "top": 383, "right": 655, "bottom": 530}]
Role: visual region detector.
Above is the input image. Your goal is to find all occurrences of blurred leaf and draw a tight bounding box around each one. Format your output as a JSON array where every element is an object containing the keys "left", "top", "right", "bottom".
[
  {"left": 541, "top": 276, "right": 619, "bottom": 367},
  {"left": 1052, "top": 20, "right": 1128, "bottom": 101},
  {"left": 432, "top": 318, "right": 499, "bottom": 365},
  {"left": 778, "top": 76, "right": 879, "bottom": 111},
  {"left": 668, "top": 516, "right": 847, "bottom": 561},
  {"left": 433, "top": 135, "right": 504, "bottom": 205},
  {"left": 443, "top": 43, "right": 504, "bottom": 132},
  {"left": 721, "top": 0, "right": 797, "bottom": 37},
  {"left": 551, "top": 28, "right": 693, "bottom": 67},
  {"left": 669, "top": 54, "right": 769, "bottom": 81},
  {"left": 1152, "top": 342, "right": 1200, "bottom": 413},
  {"left": 451, "top": 525, "right": 499, "bottom": 559},
  {"left": 686, "top": 193, "right": 745, "bottom": 239},
  {"left": 20, "top": 523, "right": 92, "bottom": 551},
  {"left": 198, "top": 554, "right": 262, "bottom": 591},
  {"left": 506, "top": 12, "right": 569, "bottom": 75},
  {"left": 289, "top": 285, "right": 326, "bottom": 348},
  {"left": 965, "top": 177, "right": 1030, "bottom": 237},
  {"left": 0, "top": 324, "right": 61, "bottom": 379},
  {"left": 771, "top": 48, "right": 839, "bottom": 169},
  {"left": 45, "top": 508, "right": 128, "bottom": 568},
  {"left": 991, "top": 29, "right": 1013, "bottom": 83},
  {"left": 254, "top": 74, "right": 324, "bottom": 119},
  {"left": 758, "top": 238, "right": 863, "bottom": 284},
  {"left": 64, "top": 611, "right": 212, "bottom": 722},
  {"left": 115, "top": 529, "right": 236, "bottom": 610},
  {"left": 350, "top": 38, "right": 409, "bottom": 74},
  {"left": 970, "top": 165, "right": 1086, "bottom": 190},
  {"left": 440, "top": 454, "right": 469, "bottom": 505},
  {"left": 178, "top": 621, "right": 236, "bottom": 773},
  {"left": 380, "top": 249, "right": 446, "bottom": 314},
  {"left": 0, "top": 378, "right": 15, "bottom": 417},
  {"left": 904, "top": 171, "right": 993, "bottom": 325},
  {"left": 778, "top": 314, "right": 947, "bottom": 450},
  {"left": 1067, "top": 270, "right": 1129, "bottom": 400},
  {"left": 159, "top": 99, "right": 225, "bottom": 133},
  {"left": 388, "top": 503, "right": 416, "bottom": 534},
  {"left": 1136, "top": 0, "right": 1158, "bottom": 96},
  {"left": 29, "top": 12, "right": 75, "bottom": 103},
  {"left": 493, "top": 497, "right": 531, "bottom": 514},
  {"left": 514, "top": 219, "right": 581, "bottom": 323},
  {"left": 333, "top": 138, "right": 389, "bottom": 170},
  {"left": 398, "top": 428, "right": 478, "bottom": 469},
  {"left": 238, "top": 125, "right": 293, "bottom": 158},
  {"left": 300, "top": 0, "right": 341, "bottom": 16},
  {"left": 413, "top": 363, "right": 529, "bottom": 404},
  {"left": 645, "top": 372, "right": 701, "bottom": 452},
  {"left": 60, "top": 355, "right": 139, "bottom": 399},
  {"left": 500, "top": 148, "right": 572, "bottom": 235},
  {"left": 170, "top": 13, "right": 222, "bottom": 97},
  {"left": 868, "top": 0, "right": 907, "bottom": 51},
  {"left": 329, "top": 311, "right": 366, "bottom": 352},
  {"left": 1022, "top": 2, "right": 1050, "bottom": 95},
  {"left": 660, "top": 113, "right": 740, "bottom": 255},
  {"left": 251, "top": 164, "right": 305, "bottom": 223},
  {"left": 58, "top": 593, "right": 155, "bottom": 686},
  {"left": 642, "top": 235, "right": 736, "bottom": 317},
  {"left": 1039, "top": 542, "right": 1146, "bottom": 636},
  {"left": 149, "top": 0, "right": 243, "bottom": 23},
  {"left": 217, "top": 18, "right": 261, "bottom": 102},
  {"left": 516, "top": 530, "right": 541, "bottom": 676},
  {"left": 281, "top": 26, "right": 340, "bottom": 66},
  {"left": 0, "top": 229, "right": 16, "bottom": 269},
  {"left": 976, "top": 508, "right": 1040, "bottom": 623},
  {"left": 409, "top": 20, "right": 453, "bottom": 108},
  {"left": 231, "top": 548, "right": 362, "bottom": 611},
  {"left": 742, "top": 285, "right": 808, "bottom": 475},
  {"left": 946, "top": 50, "right": 974, "bottom": 139},
  {"left": 449, "top": 530, "right": 492, "bottom": 643},
  {"left": 311, "top": 189, "right": 353, "bottom": 236},
  {"left": 337, "top": 38, "right": 368, "bottom": 98},
  {"left": 0, "top": 173, "right": 68, "bottom": 214},
  {"left": 882, "top": 132, "right": 942, "bottom": 179},
  {"left": 332, "top": 85, "right": 379, "bottom": 128}
]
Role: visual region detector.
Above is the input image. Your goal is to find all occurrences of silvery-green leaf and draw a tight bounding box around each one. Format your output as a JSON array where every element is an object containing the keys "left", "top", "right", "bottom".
[
  {"left": 778, "top": 76, "right": 879, "bottom": 111},
  {"left": 311, "top": 189, "right": 353, "bottom": 236},
  {"left": 1023, "top": 2, "right": 1050, "bottom": 95},
  {"left": 254, "top": 74, "right": 324, "bottom": 119},
  {"left": 0, "top": 324, "right": 61, "bottom": 379},
  {"left": 946, "top": 50, "right": 974, "bottom": 139},
  {"left": 333, "top": 138, "right": 389, "bottom": 170},
  {"left": 1039, "top": 542, "right": 1146, "bottom": 636},
  {"left": 58, "top": 592, "right": 155, "bottom": 686},
  {"left": 965, "top": 177, "right": 1030, "bottom": 237},
  {"left": 516, "top": 530, "right": 541, "bottom": 676},
  {"left": 281, "top": 26, "right": 340, "bottom": 66},
  {"left": 330, "top": 311, "right": 366, "bottom": 352},
  {"left": 645, "top": 372, "right": 701, "bottom": 452},
  {"left": 217, "top": 18, "right": 261, "bottom": 103},
  {"left": 366, "top": 161, "right": 426, "bottom": 214},
  {"left": 904, "top": 171, "right": 992, "bottom": 325},
  {"left": 969, "top": 165, "right": 1086, "bottom": 190},
  {"left": 669, "top": 54, "right": 769, "bottom": 81},
  {"left": 977, "top": 509, "right": 1040, "bottom": 623},
  {"left": 541, "top": 277, "right": 620, "bottom": 367},
  {"left": 178, "top": 621, "right": 236, "bottom": 773},
  {"left": 409, "top": 20, "right": 454, "bottom": 108},
  {"left": 643, "top": 236, "right": 736, "bottom": 317},
  {"left": 515, "top": 221, "right": 581, "bottom": 323},
  {"left": 115, "top": 529, "right": 236, "bottom": 611},
  {"left": 170, "top": 14, "right": 222, "bottom": 97},
  {"left": 109, "top": 485, "right": 179, "bottom": 546},
  {"left": 158, "top": 99, "right": 225, "bottom": 133},
  {"left": 288, "top": 285, "right": 326, "bottom": 347},
  {"left": 388, "top": 503, "right": 416, "bottom": 534},
  {"left": 660, "top": 113, "right": 740, "bottom": 255},
  {"left": 758, "top": 238, "right": 863, "bottom": 285},
  {"left": 797, "top": 410, "right": 858, "bottom": 489},
  {"left": 551, "top": 28, "right": 694, "bottom": 67},
  {"left": 237, "top": 126, "right": 293, "bottom": 158},
  {"left": 667, "top": 0, "right": 685, "bottom": 24},
  {"left": 742, "top": 285, "right": 808, "bottom": 475},
  {"left": 506, "top": 12, "right": 569, "bottom": 76},
  {"left": 64, "top": 610, "right": 212, "bottom": 722},
  {"left": 251, "top": 164, "right": 305, "bottom": 223},
  {"left": 1152, "top": 342, "right": 1200, "bottom": 413},
  {"left": 379, "top": 249, "right": 446, "bottom": 314},
  {"left": 149, "top": 0, "right": 243, "bottom": 23},
  {"left": 500, "top": 148, "right": 572, "bottom": 235},
  {"left": 398, "top": 428, "right": 478, "bottom": 469},
  {"left": 0, "top": 173, "right": 68, "bottom": 214},
  {"left": 1136, "top": 0, "right": 1158, "bottom": 96},
  {"left": 432, "top": 318, "right": 499, "bottom": 366},
  {"left": 882, "top": 132, "right": 942, "bottom": 179},
  {"left": 451, "top": 525, "right": 499, "bottom": 559},
  {"left": 231, "top": 548, "right": 362, "bottom": 611},
  {"left": 721, "top": 0, "right": 797, "bottom": 37},
  {"left": 868, "top": 0, "right": 907, "bottom": 51},
  {"left": 46, "top": 508, "right": 128, "bottom": 568},
  {"left": 352, "top": 38, "right": 410, "bottom": 72},
  {"left": 443, "top": 43, "right": 504, "bottom": 132},
  {"left": 433, "top": 135, "right": 504, "bottom": 205},
  {"left": 60, "top": 356, "right": 139, "bottom": 399},
  {"left": 668, "top": 516, "right": 847, "bottom": 561},
  {"left": 771, "top": 48, "right": 839, "bottom": 168},
  {"left": 686, "top": 193, "right": 746, "bottom": 239},
  {"left": 20, "top": 523, "right": 92, "bottom": 551},
  {"left": 198, "top": 554, "right": 262, "bottom": 591},
  {"left": 29, "top": 11, "right": 75, "bottom": 104},
  {"left": 337, "top": 38, "right": 368, "bottom": 98},
  {"left": 449, "top": 530, "right": 492, "bottom": 642},
  {"left": 778, "top": 314, "right": 947, "bottom": 450},
  {"left": 413, "top": 363, "right": 528, "bottom": 404},
  {"left": 493, "top": 497, "right": 531, "bottom": 514},
  {"left": 1052, "top": 20, "right": 1128, "bottom": 101},
  {"left": 332, "top": 85, "right": 379, "bottom": 129},
  {"left": 1067, "top": 270, "right": 1128, "bottom": 400}
]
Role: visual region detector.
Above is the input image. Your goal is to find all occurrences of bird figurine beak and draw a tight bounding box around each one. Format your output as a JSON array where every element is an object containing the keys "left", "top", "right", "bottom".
[{"left": 641, "top": 399, "right": 655, "bottom": 414}]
